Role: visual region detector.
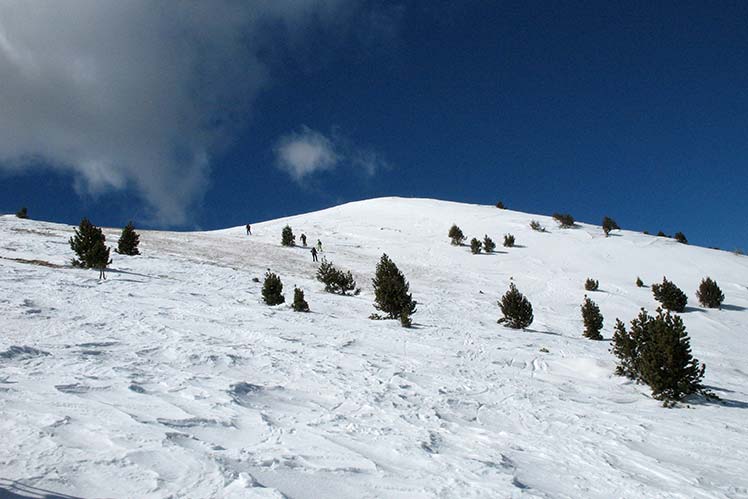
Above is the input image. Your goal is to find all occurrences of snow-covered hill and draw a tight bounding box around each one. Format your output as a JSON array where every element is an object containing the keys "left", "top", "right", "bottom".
[{"left": 1, "top": 197, "right": 747, "bottom": 499}]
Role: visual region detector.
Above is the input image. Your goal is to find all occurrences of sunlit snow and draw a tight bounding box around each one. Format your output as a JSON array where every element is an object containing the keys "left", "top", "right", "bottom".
[{"left": 1, "top": 198, "right": 747, "bottom": 498}]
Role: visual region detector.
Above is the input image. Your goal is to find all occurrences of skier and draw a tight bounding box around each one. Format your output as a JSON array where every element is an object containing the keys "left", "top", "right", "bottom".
[
  {"left": 311, "top": 247, "right": 318, "bottom": 262},
  {"left": 301, "top": 233, "right": 307, "bottom": 246},
  {"left": 246, "top": 224, "right": 251, "bottom": 235},
  {"left": 316, "top": 239, "right": 323, "bottom": 252}
]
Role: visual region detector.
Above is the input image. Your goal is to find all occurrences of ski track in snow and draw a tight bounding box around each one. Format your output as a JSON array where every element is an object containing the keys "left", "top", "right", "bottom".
[{"left": 1, "top": 198, "right": 748, "bottom": 498}]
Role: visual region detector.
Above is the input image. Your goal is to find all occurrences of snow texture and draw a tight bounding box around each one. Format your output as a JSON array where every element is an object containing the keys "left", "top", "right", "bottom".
[{"left": 1, "top": 197, "right": 747, "bottom": 498}]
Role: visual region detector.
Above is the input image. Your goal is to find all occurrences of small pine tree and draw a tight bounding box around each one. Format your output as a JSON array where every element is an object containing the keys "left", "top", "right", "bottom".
[
  {"left": 470, "top": 238, "right": 482, "bottom": 254},
  {"left": 529, "top": 220, "right": 545, "bottom": 232},
  {"left": 69, "top": 218, "right": 110, "bottom": 270},
  {"left": 336, "top": 269, "right": 356, "bottom": 294},
  {"left": 657, "top": 231, "right": 669, "bottom": 238},
  {"left": 696, "top": 277, "right": 724, "bottom": 309},
  {"left": 316, "top": 259, "right": 356, "bottom": 295},
  {"left": 483, "top": 235, "right": 496, "bottom": 253},
  {"left": 116, "top": 221, "right": 140, "bottom": 255},
  {"left": 584, "top": 278, "right": 599, "bottom": 291},
  {"left": 503, "top": 234, "right": 515, "bottom": 247},
  {"left": 611, "top": 310, "right": 648, "bottom": 379},
  {"left": 90, "top": 238, "right": 112, "bottom": 279},
  {"left": 581, "top": 295, "right": 603, "bottom": 340},
  {"left": 292, "top": 287, "right": 309, "bottom": 312},
  {"left": 497, "top": 282, "right": 534, "bottom": 329},
  {"left": 602, "top": 216, "right": 620, "bottom": 236},
  {"left": 636, "top": 277, "right": 644, "bottom": 288},
  {"left": 652, "top": 277, "right": 688, "bottom": 312},
  {"left": 637, "top": 309, "right": 706, "bottom": 403},
  {"left": 448, "top": 224, "right": 466, "bottom": 245},
  {"left": 552, "top": 213, "right": 575, "bottom": 228},
  {"left": 496, "top": 201, "right": 506, "bottom": 209},
  {"left": 262, "top": 272, "right": 285, "bottom": 305},
  {"left": 316, "top": 259, "right": 336, "bottom": 288},
  {"left": 281, "top": 225, "right": 295, "bottom": 246},
  {"left": 15, "top": 207, "right": 27, "bottom": 219},
  {"left": 372, "top": 254, "right": 417, "bottom": 319},
  {"left": 674, "top": 232, "right": 688, "bottom": 244}
]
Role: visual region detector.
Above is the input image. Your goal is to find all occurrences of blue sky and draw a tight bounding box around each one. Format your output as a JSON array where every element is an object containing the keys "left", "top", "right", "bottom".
[{"left": 1, "top": 1, "right": 746, "bottom": 250}]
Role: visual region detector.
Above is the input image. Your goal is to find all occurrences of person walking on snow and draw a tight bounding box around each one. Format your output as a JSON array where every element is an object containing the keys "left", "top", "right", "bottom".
[
  {"left": 311, "top": 247, "right": 318, "bottom": 262},
  {"left": 301, "top": 233, "right": 307, "bottom": 246},
  {"left": 316, "top": 239, "right": 322, "bottom": 252},
  {"left": 246, "top": 224, "right": 251, "bottom": 235}
]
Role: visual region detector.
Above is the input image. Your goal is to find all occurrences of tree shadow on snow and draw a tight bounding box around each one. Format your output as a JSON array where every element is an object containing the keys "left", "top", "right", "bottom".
[
  {"left": 715, "top": 398, "right": 748, "bottom": 409},
  {"left": 721, "top": 304, "right": 747, "bottom": 312},
  {"left": 523, "top": 328, "right": 562, "bottom": 336},
  {"left": 704, "top": 384, "right": 737, "bottom": 394},
  {"left": 683, "top": 306, "right": 706, "bottom": 314},
  {"left": 680, "top": 385, "right": 748, "bottom": 409},
  {"left": 687, "top": 392, "right": 748, "bottom": 409},
  {"left": 0, "top": 479, "right": 83, "bottom": 499}
]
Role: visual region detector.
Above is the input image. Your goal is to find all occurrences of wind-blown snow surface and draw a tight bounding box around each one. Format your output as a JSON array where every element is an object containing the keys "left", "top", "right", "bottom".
[{"left": 1, "top": 198, "right": 748, "bottom": 499}]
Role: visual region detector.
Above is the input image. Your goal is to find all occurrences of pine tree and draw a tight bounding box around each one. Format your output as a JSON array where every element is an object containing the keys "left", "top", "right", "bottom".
[
  {"left": 316, "top": 259, "right": 356, "bottom": 295},
  {"left": 448, "top": 224, "right": 466, "bottom": 245},
  {"left": 637, "top": 309, "right": 706, "bottom": 403},
  {"left": 636, "top": 277, "right": 644, "bottom": 288},
  {"left": 611, "top": 312, "right": 647, "bottom": 379},
  {"left": 652, "top": 277, "right": 688, "bottom": 312},
  {"left": 470, "top": 238, "right": 482, "bottom": 254},
  {"left": 116, "top": 221, "right": 140, "bottom": 255},
  {"left": 15, "top": 207, "right": 27, "bottom": 219},
  {"left": 611, "top": 308, "right": 709, "bottom": 404},
  {"left": 529, "top": 220, "right": 545, "bottom": 232},
  {"left": 69, "top": 218, "right": 110, "bottom": 271},
  {"left": 372, "top": 254, "right": 417, "bottom": 320},
  {"left": 262, "top": 272, "right": 285, "bottom": 305},
  {"left": 581, "top": 295, "right": 603, "bottom": 340},
  {"left": 292, "top": 287, "right": 309, "bottom": 312},
  {"left": 483, "top": 235, "right": 496, "bottom": 253},
  {"left": 552, "top": 213, "right": 575, "bottom": 228},
  {"left": 497, "top": 282, "right": 533, "bottom": 329},
  {"left": 90, "top": 238, "right": 112, "bottom": 279},
  {"left": 316, "top": 259, "right": 337, "bottom": 291},
  {"left": 584, "top": 278, "right": 599, "bottom": 291},
  {"left": 281, "top": 225, "right": 295, "bottom": 246},
  {"left": 602, "top": 216, "right": 620, "bottom": 236},
  {"left": 696, "top": 277, "right": 724, "bottom": 309},
  {"left": 496, "top": 201, "right": 506, "bottom": 209},
  {"left": 674, "top": 232, "right": 688, "bottom": 244},
  {"left": 503, "top": 234, "right": 515, "bottom": 247}
]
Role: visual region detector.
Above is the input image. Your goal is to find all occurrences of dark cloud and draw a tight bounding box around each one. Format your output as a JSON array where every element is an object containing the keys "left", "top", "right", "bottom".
[{"left": 0, "top": 1, "right": 391, "bottom": 224}]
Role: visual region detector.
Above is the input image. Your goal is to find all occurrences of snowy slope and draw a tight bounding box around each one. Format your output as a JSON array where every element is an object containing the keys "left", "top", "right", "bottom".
[{"left": 1, "top": 197, "right": 747, "bottom": 499}]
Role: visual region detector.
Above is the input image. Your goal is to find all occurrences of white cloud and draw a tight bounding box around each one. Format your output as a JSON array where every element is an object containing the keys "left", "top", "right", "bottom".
[
  {"left": 274, "top": 127, "right": 339, "bottom": 181},
  {"left": 350, "top": 148, "right": 391, "bottom": 176},
  {"left": 274, "top": 126, "right": 390, "bottom": 183},
  {"left": 0, "top": 1, "right": 385, "bottom": 225}
]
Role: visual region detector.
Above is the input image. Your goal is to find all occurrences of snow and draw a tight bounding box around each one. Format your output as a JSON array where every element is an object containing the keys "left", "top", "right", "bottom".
[{"left": 1, "top": 197, "right": 747, "bottom": 498}]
